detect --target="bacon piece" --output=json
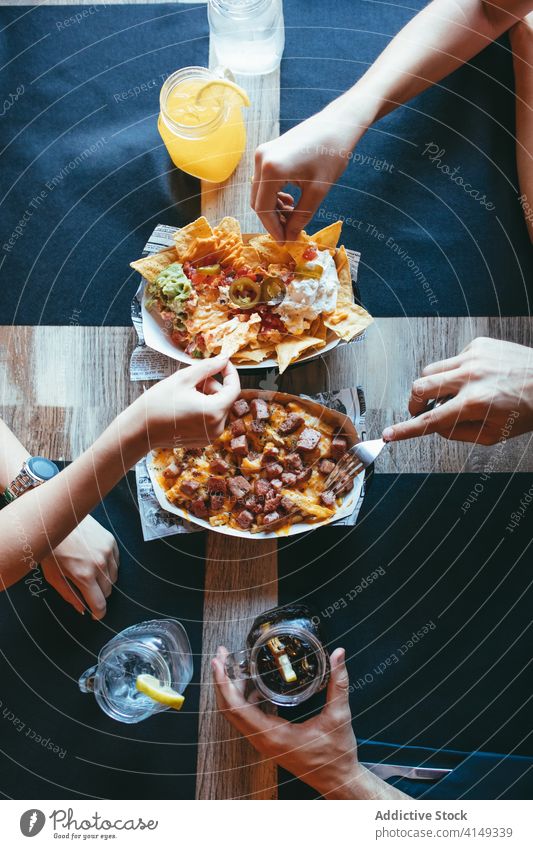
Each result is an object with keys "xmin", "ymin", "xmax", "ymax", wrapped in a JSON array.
[
  {"xmin": 254, "ymin": 478, "xmax": 271, "ymax": 497},
  {"xmin": 296, "ymin": 467, "xmax": 312, "ymax": 484},
  {"xmin": 231, "ymin": 418, "xmax": 246, "ymax": 438},
  {"xmin": 285, "ymin": 452, "xmax": 303, "ymax": 471},
  {"xmin": 207, "ymin": 476, "xmax": 227, "ymax": 494},
  {"xmin": 190, "ymin": 497, "xmax": 208, "ymax": 518},
  {"xmin": 227, "ymin": 476, "xmax": 252, "ymax": 499},
  {"xmin": 210, "ymin": 493, "xmax": 225, "ymax": 512},
  {"xmin": 244, "ymin": 494, "xmax": 264, "ymax": 514},
  {"xmin": 320, "ymin": 490, "xmax": 337, "ymax": 507},
  {"xmin": 230, "ymin": 435, "xmax": 248, "ymax": 457},
  {"xmin": 265, "ymin": 462, "xmax": 284, "ymax": 480},
  {"xmin": 280, "ymin": 472, "xmax": 297, "ymax": 486},
  {"xmin": 209, "ymin": 458, "xmax": 229, "ymax": 475},
  {"xmin": 278, "ymin": 413, "xmax": 304, "ymax": 435},
  {"xmin": 263, "ymin": 511, "xmax": 281, "ymax": 525},
  {"xmin": 249, "ymin": 419, "xmax": 266, "ymax": 435},
  {"xmin": 296, "ymin": 427, "xmax": 321, "ymax": 453},
  {"xmin": 236, "ymin": 509, "xmax": 254, "ymax": 529},
  {"xmin": 265, "ymin": 494, "xmax": 282, "ymax": 513},
  {"xmin": 232, "ymin": 399, "xmax": 250, "ymax": 418},
  {"xmin": 180, "ymin": 479, "xmax": 200, "ymax": 496},
  {"xmin": 280, "ymin": 496, "xmax": 296, "ymax": 512},
  {"xmin": 250, "ymin": 398, "xmax": 270, "ymax": 420},
  {"xmin": 318, "ymin": 458, "xmax": 336, "ymax": 475},
  {"xmin": 329, "ymin": 436, "xmax": 348, "ymax": 459}
]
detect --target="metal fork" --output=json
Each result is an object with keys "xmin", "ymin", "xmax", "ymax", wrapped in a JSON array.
[{"xmin": 324, "ymin": 398, "xmax": 449, "ymax": 495}]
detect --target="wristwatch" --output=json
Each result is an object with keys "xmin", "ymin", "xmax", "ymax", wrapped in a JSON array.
[{"xmin": 3, "ymin": 456, "xmax": 60, "ymax": 503}]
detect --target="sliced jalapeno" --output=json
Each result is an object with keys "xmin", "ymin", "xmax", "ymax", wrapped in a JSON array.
[
  {"xmin": 229, "ymin": 277, "xmax": 262, "ymax": 308},
  {"xmin": 261, "ymin": 276, "xmax": 285, "ymax": 302},
  {"xmin": 197, "ymin": 264, "xmax": 221, "ymax": 276}
]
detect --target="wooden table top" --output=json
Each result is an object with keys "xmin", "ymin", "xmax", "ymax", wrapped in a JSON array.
[{"xmin": 1, "ymin": 0, "xmax": 531, "ymax": 801}]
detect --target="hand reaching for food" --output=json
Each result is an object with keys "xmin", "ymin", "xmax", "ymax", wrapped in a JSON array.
[
  {"xmin": 124, "ymin": 356, "xmax": 241, "ymax": 451},
  {"xmin": 251, "ymin": 103, "xmax": 366, "ymax": 242},
  {"xmin": 382, "ymin": 338, "xmax": 533, "ymax": 445}
]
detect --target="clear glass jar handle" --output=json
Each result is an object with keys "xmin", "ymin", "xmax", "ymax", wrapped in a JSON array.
[
  {"xmin": 224, "ymin": 650, "xmax": 251, "ymax": 681},
  {"xmin": 78, "ymin": 665, "xmax": 97, "ymax": 693}
]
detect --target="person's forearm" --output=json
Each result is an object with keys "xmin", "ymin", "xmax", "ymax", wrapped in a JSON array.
[
  {"xmin": 317, "ymin": 765, "xmax": 410, "ymax": 800},
  {"xmin": 0, "ymin": 407, "xmax": 146, "ymax": 588},
  {"xmin": 328, "ymin": 0, "xmax": 532, "ymax": 130},
  {"xmin": 510, "ymin": 14, "xmax": 533, "ymax": 241}
]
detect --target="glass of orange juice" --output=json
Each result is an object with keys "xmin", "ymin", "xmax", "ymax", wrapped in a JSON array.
[{"xmin": 158, "ymin": 66, "xmax": 249, "ymax": 183}]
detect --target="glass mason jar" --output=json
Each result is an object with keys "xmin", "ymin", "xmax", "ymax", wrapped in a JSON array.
[
  {"xmin": 158, "ymin": 66, "xmax": 247, "ymax": 182},
  {"xmin": 225, "ymin": 603, "xmax": 330, "ymax": 706},
  {"xmin": 79, "ymin": 619, "xmax": 193, "ymax": 724},
  {"xmin": 208, "ymin": 0, "xmax": 285, "ymax": 75}
]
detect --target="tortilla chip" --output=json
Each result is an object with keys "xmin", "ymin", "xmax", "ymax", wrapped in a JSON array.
[
  {"xmin": 239, "ymin": 245, "xmax": 261, "ymax": 268},
  {"xmin": 231, "ymin": 346, "xmax": 273, "ymax": 364},
  {"xmin": 173, "ymin": 217, "xmax": 213, "ymax": 258},
  {"xmin": 204, "ymin": 314, "xmax": 261, "ymax": 358},
  {"xmin": 275, "ymin": 334, "xmax": 326, "ymax": 374},
  {"xmin": 249, "ymin": 235, "xmax": 293, "ymax": 266},
  {"xmin": 182, "ymin": 235, "xmax": 220, "ymax": 264},
  {"xmin": 234, "ymin": 245, "xmax": 261, "ymax": 270},
  {"xmin": 214, "ymin": 216, "xmax": 241, "ymax": 240},
  {"xmin": 311, "ymin": 221, "xmax": 342, "ymax": 251},
  {"xmin": 284, "ymin": 231, "xmax": 315, "ymax": 266},
  {"xmin": 185, "ymin": 290, "xmax": 227, "ymax": 337},
  {"xmin": 218, "ymin": 244, "xmax": 243, "ymax": 267},
  {"xmin": 309, "ymin": 316, "xmax": 327, "ymax": 342},
  {"xmin": 130, "ymin": 247, "xmax": 178, "ymax": 283},
  {"xmin": 323, "ymin": 246, "xmax": 373, "ymax": 341}
]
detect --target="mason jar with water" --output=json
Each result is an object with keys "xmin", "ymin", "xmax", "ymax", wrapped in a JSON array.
[
  {"xmin": 208, "ymin": 0, "xmax": 285, "ymax": 75},
  {"xmin": 79, "ymin": 619, "xmax": 193, "ymax": 723}
]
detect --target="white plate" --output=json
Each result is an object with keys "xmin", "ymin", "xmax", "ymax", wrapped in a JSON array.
[
  {"xmin": 145, "ymin": 390, "xmax": 365, "ymax": 540},
  {"xmin": 140, "ymin": 284, "xmax": 341, "ymax": 371}
]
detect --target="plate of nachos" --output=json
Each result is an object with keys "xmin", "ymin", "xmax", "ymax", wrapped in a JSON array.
[
  {"xmin": 146, "ymin": 390, "xmax": 364, "ymax": 539},
  {"xmin": 130, "ymin": 216, "xmax": 373, "ymax": 373}
]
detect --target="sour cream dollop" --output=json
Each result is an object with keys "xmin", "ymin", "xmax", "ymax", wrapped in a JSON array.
[{"xmin": 275, "ymin": 250, "xmax": 339, "ymax": 335}]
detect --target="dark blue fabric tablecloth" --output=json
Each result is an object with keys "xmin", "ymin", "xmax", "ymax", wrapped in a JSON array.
[
  {"xmin": 0, "ymin": 473, "xmax": 206, "ymax": 799},
  {"xmin": 278, "ymin": 472, "xmax": 533, "ymax": 800},
  {"xmin": 1, "ymin": 471, "xmax": 531, "ymax": 799},
  {"xmin": 0, "ymin": 1, "xmax": 531, "ymax": 325}
]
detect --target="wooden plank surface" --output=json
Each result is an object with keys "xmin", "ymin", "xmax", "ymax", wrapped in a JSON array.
[
  {"xmin": 1, "ymin": 319, "xmax": 531, "ymax": 471},
  {"xmin": 196, "ymin": 56, "xmax": 282, "ymax": 798}
]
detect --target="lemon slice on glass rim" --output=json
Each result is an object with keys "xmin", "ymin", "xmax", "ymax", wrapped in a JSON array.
[
  {"xmin": 194, "ymin": 78, "xmax": 250, "ymax": 110},
  {"xmin": 135, "ymin": 674, "xmax": 185, "ymax": 711}
]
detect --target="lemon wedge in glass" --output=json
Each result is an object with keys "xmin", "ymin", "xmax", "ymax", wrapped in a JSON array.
[
  {"xmin": 135, "ymin": 674, "xmax": 185, "ymax": 711},
  {"xmin": 194, "ymin": 79, "xmax": 250, "ymax": 111}
]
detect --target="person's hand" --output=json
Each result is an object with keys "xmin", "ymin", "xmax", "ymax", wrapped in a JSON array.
[
  {"xmin": 252, "ymin": 99, "xmax": 367, "ymax": 242},
  {"xmin": 212, "ymin": 645, "xmax": 407, "ymax": 799},
  {"xmin": 122, "ymin": 355, "xmax": 241, "ymax": 451},
  {"xmin": 382, "ymin": 338, "xmax": 533, "ymax": 445},
  {"xmin": 41, "ymin": 515, "xmax": 119, "ymax": 618}
]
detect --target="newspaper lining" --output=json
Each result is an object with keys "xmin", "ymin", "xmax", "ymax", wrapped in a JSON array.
[
  {"xmin": 136, "ymin": 386, "xmax": 368, "ymax": 541},
  {"xmin": 129, "ymin": 223, "xmax": 364, "ymax": 382}
]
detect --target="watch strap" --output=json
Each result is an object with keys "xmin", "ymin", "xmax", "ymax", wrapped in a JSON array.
[{"xmin": 3, "ymin": 468, "xmax": 35, "ymax": 503}]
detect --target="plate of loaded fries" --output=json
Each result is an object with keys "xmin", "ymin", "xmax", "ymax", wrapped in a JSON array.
[
  {"xmin": 130, "ymin": 216, "xmax": 373, "ymax": 373},
  {"xmin": 147, "ymin": 390, "xmax": 364, "ymax": 539}
]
